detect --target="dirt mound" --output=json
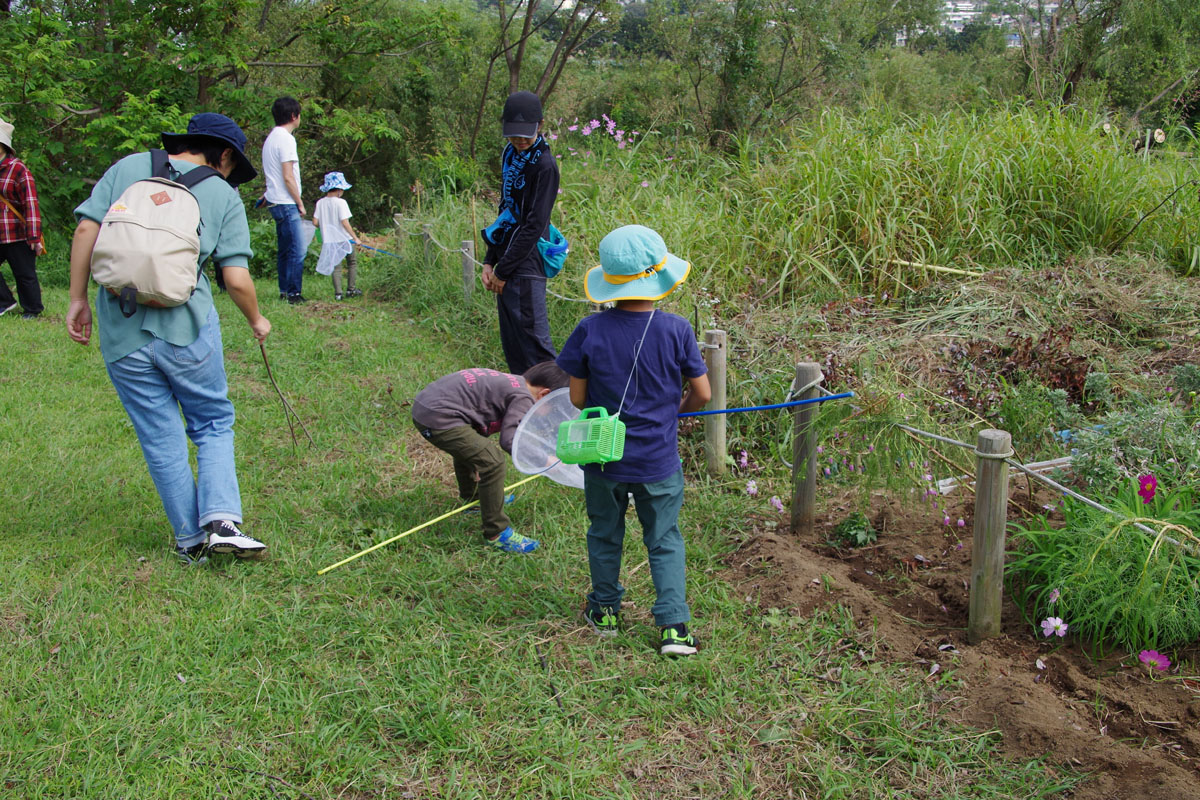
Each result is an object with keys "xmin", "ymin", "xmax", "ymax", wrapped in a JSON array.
[{"xmin": 723, "ymin": 491, "xmax": 1200, "ymax": 798}]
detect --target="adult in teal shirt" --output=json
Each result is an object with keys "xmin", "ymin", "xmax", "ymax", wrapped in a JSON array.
[{"xmin": 66, "ymin": 113, "xmax": 271, "ymax": 565}]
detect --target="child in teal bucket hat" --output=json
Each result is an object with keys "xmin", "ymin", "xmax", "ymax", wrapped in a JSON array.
[{"xmin": 557, "ymin": 225, "xmax": 712, "ymax": 656}]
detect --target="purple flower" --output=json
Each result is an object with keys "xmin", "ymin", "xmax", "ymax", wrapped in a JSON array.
[
  {"xmin": 547, "ymin": 133, "xmax": 558, "ymax": 140},
  {"xmin": 769, "ymin": 496, "xmax": 785, "ymax": 513},
  {"xmin": 567, "ymin": 125, "xmax": 578, "ymax": 132},
  {"xmin": 640, "ymin": 181, "xmax": 649, "ymax": 188},
  {"xmin": 1139, "ymin": 650, "xmax": 1170, "ymax": 671},
  {"xmin": 1040, "ymin": 617, "xmax": 1068, "ymax": 637},
  {"xmin": 737, "ymin": 450, "xmax": 748, "ymax": 469},
  {"xmin": 581, "ymin": 127, "xmax": 593, "ymax": 136},
  {"xmin": 956, "ymin": 518, "xmax": 965, "ymax": 527},
  {"xmin": 1138, "ymin": 474, "xmax": 1157, "ymax": 504},
  {"xmin": 617, "ymin": 141, "xmax": 626, "ymax": 149},
  {"xmin": 1048, "ymin": 588, "xmax": 1060, "ymax": 604},
  {"xmin": 746, "ymin": 480, "xmax": 758, "ymax": 497},
  {"xmin": 943, "ymin": 516, "xmax": 951, "ymax": 525},
  {"xmin": 824, "ymin": 467, "xmax": 831, "ymax": 476}
]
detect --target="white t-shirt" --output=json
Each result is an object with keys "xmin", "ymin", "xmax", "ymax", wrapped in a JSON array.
[
  {"xmin": 262, "ymin": 126, "xmax": 301, "ymax": 205},
  {"xmin": 313, "ymin": 196, "xmax": 352, "ymax": 244}
]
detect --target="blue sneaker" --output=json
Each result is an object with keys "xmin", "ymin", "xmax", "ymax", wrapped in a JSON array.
[
  {"xmin": 463, "ymin": 494, "xmax": 516, "ymax": 515},
  {"xmin": 488, "ymin": 527, "xmax": 539, "ymax": 553}
]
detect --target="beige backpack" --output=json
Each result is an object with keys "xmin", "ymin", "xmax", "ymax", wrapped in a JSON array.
[{"xmin": 90, "ymin": 150, "xmax": 222, "ymax": 317}]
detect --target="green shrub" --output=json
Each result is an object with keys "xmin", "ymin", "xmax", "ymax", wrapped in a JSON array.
[
  {"xmin": 1008, "ymin": 478, "xmax": 1200, "ymax": 652},
  {"xmin": 829, "ymin": 511, "xmax": 877, "ymax": 548},
  {"xmin": 1070, "ymin": 400, "xmax": 1200, "ymax": 497}
]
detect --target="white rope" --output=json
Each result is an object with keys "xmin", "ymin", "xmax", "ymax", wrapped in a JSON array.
[{"xmin": 895, "ymin": 422, "xmax": 1186, "ymax": 549}]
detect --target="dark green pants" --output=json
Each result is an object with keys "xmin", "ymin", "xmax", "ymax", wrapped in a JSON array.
[{"xmin": 414, "ymin": 422, "xmax": 510, "ymax": 538}]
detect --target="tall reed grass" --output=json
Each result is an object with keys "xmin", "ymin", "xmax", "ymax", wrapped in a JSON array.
[{"xmin": 396, "ymin": 104, "xmax": 1198, "ymax": 305}]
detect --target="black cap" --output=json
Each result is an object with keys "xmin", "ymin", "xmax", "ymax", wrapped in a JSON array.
[
  {"xmin": 161, "ymin": 112, "xmax": 258, "ymax": 187},
  {"xmin": 501, "ymin": 91, "xmax": 542, "ymax": 138}
]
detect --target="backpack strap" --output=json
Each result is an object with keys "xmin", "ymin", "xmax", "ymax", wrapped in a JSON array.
[{"xmin": 149, "ymin": 148, "xmax": 222, "ymax": 189}]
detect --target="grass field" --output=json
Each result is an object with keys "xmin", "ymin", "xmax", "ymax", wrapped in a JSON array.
[{"xmin": 0, "ymin": 282, "xmax": 1078, "ymax": 799}]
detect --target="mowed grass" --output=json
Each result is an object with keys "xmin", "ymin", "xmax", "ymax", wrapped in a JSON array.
[{"xmin": 0, "ymin": 282, "xmax": 1074, "ymax": 799}]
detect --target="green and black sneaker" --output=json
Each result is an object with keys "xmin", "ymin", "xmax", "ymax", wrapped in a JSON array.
[
  {"xmin": 584, "ymin": 606, "xmax": 619, "ymax": 639},
  {"xmin": 660, "ymin": 624, "xmax": 698, "ymax": 657}
]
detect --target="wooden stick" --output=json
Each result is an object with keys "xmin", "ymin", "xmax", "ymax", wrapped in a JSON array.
[
  {"xmin": 703, "ymin": 329, "xmax": 727, "ymax": 476},
  {"xmin": 968, "ymin": 429, "xmax": 1011, "ymax": 644},
  {"xmin": 789, "ymin": 363, "xmax": 822, "ymax": 536}
]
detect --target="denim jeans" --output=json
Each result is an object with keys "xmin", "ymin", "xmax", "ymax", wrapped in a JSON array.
[
  {"xmin": 270, "ymin": 203, "xmax": 305, "ymax": 296},
  {"xmin": 105, "ymin": 307, "xmax": 242, "ymax": 549},
  {"xmin": 583, "ymin": 469, "xmax": 690, "ymax": 627}
]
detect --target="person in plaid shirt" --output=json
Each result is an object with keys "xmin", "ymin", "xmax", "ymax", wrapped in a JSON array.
[{"xmin": 0, "ymin": 116, "xmax": 44, "ymax": 319}]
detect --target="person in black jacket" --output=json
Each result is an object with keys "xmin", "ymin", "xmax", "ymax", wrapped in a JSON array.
[{"xmin": 480, "ymin": 91, "xmax": 560, "ymax": 374}]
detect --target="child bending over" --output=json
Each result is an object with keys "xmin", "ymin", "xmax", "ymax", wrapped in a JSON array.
[{"xmin": 412, "ymin": 361, "xmax": 568, "ymax": 553}]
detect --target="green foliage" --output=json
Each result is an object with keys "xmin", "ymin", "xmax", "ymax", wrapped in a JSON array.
[
  {"xmin": 829, "ymin": 511, "xmax": 878, "ymax": 548},
  {"xmin": 1008, "ymin": 478, "xmax": 1200, "ymax": 652},
  {"xmin": 1070, "ymin": 400, "xmax": 1200, "ymax": 498},
  {"xmin": 995, "ymin": 379, "xmax": 1080, "ymax": 453}
]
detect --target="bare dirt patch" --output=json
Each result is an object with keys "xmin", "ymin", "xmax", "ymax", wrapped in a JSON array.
[{"xmin": 723, "ymin": 490, "xmax": 1200, "ymax": 798}]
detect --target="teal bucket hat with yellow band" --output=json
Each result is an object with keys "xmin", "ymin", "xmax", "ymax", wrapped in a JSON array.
[{"xmin": 584, "ymin": 225, "xmax": 691, "ymax": 303}]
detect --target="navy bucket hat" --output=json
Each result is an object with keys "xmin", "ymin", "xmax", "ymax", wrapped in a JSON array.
[{"xmin": 161, "ymin": 112, "xmax": 258, "ymax": 187}]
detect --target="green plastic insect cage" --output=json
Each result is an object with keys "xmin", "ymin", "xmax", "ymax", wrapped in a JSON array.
[{"xmin": 556, "ymin": 407, "xmax": 626, "ymax": 465}]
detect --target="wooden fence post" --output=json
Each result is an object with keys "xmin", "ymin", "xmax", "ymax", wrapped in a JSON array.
[
  {"xmin": 422, "ymin": 224, "xmax": 433, "ymax": 269},
  {"xmin": 461, "ymin": 240, "xmax": 475, "ymax": 301},
  {"xmin": 703, "ymin": 330, "xmax": 727, "ymax": 476},
  {"xmin": 968, "ymin": 429, "xmax": 1012, "ymax": 644},
  {"xmin": 789, "ymin": 363, "xmax": 822, "ymax": 536}
]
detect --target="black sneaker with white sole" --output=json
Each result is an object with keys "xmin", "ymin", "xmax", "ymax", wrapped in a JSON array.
[
  {"xmin": 206, "ymin": 520, "xmax": 268, "ymax": 558},
  {"xmin": 660, "ymin": 624, "xmax": 698, "ymax": 656},
  {"xmin": 174, "ymin": 542, "xmax": 210, "ymax": 566}
]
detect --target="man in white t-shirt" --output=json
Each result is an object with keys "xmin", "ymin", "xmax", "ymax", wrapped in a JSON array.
[{"xmin": 261, "ymin": 96, "xmax": 307, "ymax": 304}]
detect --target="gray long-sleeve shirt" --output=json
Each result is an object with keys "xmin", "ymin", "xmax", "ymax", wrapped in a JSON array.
[{"xmin": 411, "ymin": 368, "xmax": 532, "ymax": 453}]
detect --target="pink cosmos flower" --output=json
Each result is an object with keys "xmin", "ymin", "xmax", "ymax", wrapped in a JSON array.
[
  {"xmin": 1139, "ymin": 650, "xmax": 1170, "ymax": 671},
  {"xmin": 567, "ymin": 125, "xmax": 578, "ymax": 132},
  {"xmin": 581, "ymin": 127, "xmax": 593, "ymax": 136},
  {"xmin": 1138, "ymin": 474, "xmax": 1157, "ymax": 504},
  {"xmin": 770, "ymin": 496, "xmax": 785, "ymax": 513},
  {"xmin": 1040, "ymin": 617, "xmax": 1068, "ymax": 637},
  {"xmin": 746, "ymin": 480, "xmax": 758, "ymax": 497},
  {"xmin": 1048, "ymin": 588, "xmax": 1060, "ymax": 604}
]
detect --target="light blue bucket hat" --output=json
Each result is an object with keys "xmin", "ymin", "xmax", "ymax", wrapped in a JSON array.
[
  {"xmin": 584, "ymin": 225, "xmax": 691, "ymax": 303},
  {"xmin": 319, "ymin": 171, "xmax": 352, "ymax": 192}
]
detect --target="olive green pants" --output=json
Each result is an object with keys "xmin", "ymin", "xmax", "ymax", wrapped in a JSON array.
[{"xmin": 413, "ymin": 422, "xmax": 510, "ymax": 538}]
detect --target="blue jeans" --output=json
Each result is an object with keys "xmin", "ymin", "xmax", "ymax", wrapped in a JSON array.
[
  {"xmin": 583, "ymin": 469, "xmax": 690, "ymax": 628},
  {"xmin": 270, "ymin": 203, "xmax": 305, "ymax": 296},
  {"xmin": 105, "ymin": 308, "xmax": 243, "ymax": 549}
]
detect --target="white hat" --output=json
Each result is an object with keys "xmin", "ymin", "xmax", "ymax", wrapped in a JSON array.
[{"xmin": 0, "ymin": 118, "xmax": 13, "ymax": 153}]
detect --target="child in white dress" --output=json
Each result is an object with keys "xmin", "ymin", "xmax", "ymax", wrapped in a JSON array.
[{"xmin": 312, "ymin": 172, "xmax": 361, "ymax": 300}]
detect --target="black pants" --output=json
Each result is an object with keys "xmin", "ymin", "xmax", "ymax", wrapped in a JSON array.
[
  {"xmin": 497, "ymin": 275, "xmax": 556, "ymax": 374},
  {"xmin": 0, "ymin": 241, "xmax": 42, "ymax": 315}
]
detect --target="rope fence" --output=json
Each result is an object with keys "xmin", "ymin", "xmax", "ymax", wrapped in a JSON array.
[{"xmin": 395, "ymin": 215, "xmax": 591, "ymax": 304}]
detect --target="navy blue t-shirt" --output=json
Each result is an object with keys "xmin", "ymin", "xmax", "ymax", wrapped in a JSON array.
[{"xmin": 557, "ymin": 308, "xmax": 707, "ymax": 483}]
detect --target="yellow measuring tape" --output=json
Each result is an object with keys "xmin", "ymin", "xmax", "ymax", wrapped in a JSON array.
[{"xmin": 316, "ymin": 473, "xmax": 544, "ymax": 575}]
